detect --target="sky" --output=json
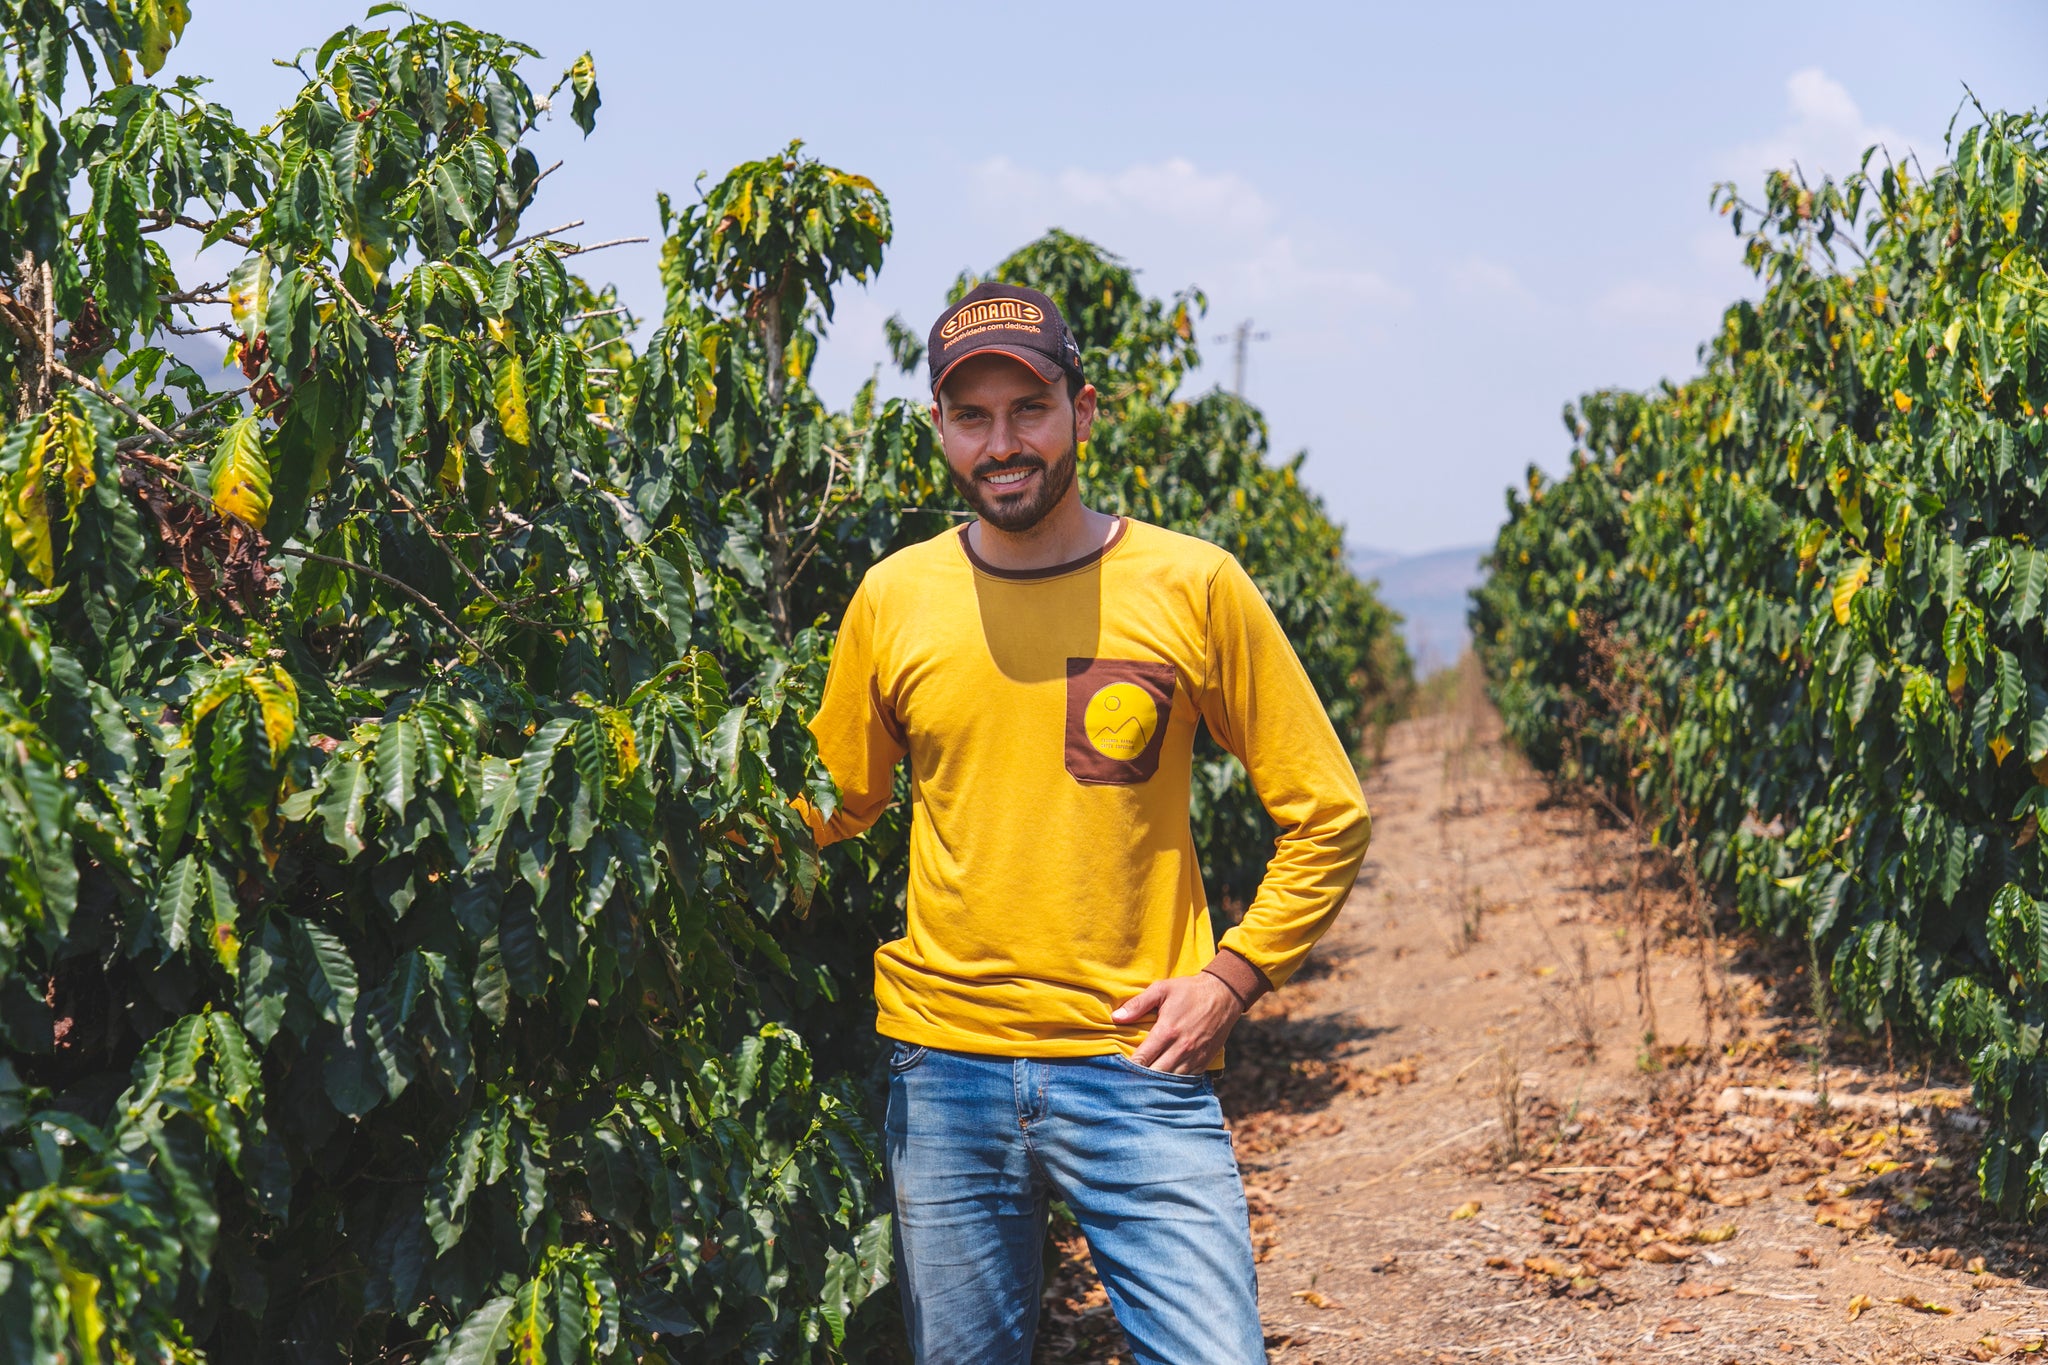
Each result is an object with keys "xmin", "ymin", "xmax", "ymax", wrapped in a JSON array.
[{"xmin": 159, "ymin": 1, "xmax": 2048, "ymax": 557}]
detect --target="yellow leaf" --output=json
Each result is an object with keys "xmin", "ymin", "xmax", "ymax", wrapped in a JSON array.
[
  {"xmin": 1944, "ymin": 318, "xmax": 1964, "ymax": 352},
  {"xmin": 1832, "ymin": 558, "xmax": 1870, "ymax": 625},
  {"xmin": 210, "ymin": 416, "xmax": 271, "ymax": 528},
  {"xmin": 135, "ymin": 0, "xmax": 190, "ymax": 77},
  {"xmin": 245, "ymin": 670, "xmax": 298, "ymax": 762},
  {"xmin": 1567, "ymin": 608, "xmax": 1580, "ymax": 632},
  {"xmin": 1991, "ymin": 735, "xmax": 2014, "ymax": 766},
  {"xmin": 227, "ymin": 253, "xmax": 271, "ymax": 335},
  {"xmin": 1893, "ymin": 388, "xmax": 1912, "ymax": 414},
  {"xmin": 5, "ymin": 417, "xmax": 55, "ymax": 585},
  {"xmin": 487, "ymin": 316, "xmax": 514, "ymax": 348},
  {"xmin": 1290, "ymin": 1289, "xmax": 1339, "ymax": 1310},
  {"xmin": 494, "ymin": 353, "xmax": 531, "ymax": 446},
  {"xmin": 1847, "ymin": 1292, "xmax": 1874, "ymax": 1321},
  {"xmin": 57, "ymin": 1260, "xmax": 105, "ymax": 1359},
  {"xmin": 438, "ymin": 436, "xmax": 464, "ymax": 493},
  {"xmin": 1692, "ymin": 1223, "xmax": 1738, "ymax": 1244},
  {"xmin": 52, "ymin": 401, "xmax": 96, "ymax": 509},
  {"xmin": 1887, "ymin": 1294, "xmax": 1952, "ymax": 1315},
  {"xmin": 1949, "ymin": 661, "xmax": 1969, "ymax": 701},
  {"xmin": 1449, "ymin": 1200, "xmax": 1481, "ymax": 1220}
]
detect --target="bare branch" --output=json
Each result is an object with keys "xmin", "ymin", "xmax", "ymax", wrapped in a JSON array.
[
  {"xmin": 277, "ymin": 546, "xmax": 484, "ymax": 653},
  {"xmin": 490, "ymin": 218, "xmax": 584, "ymax": 258},
  {"xmin": 140, "ymin": 209, "xmax": 255, "ymax": 249},
  {"xmin": 566, "ymin": 305, "xmax": 631, "ymax": 324},
  {"xmin": 553, "ymin": 236, "xmax": 648, "ymax": 256},
  {"xmin": 116, "ymin": 382, "xmax": 256, "ymax": 452},
  {"xmin": 386, "ymin": 485, "xmax": 550, "ymax": 628}
]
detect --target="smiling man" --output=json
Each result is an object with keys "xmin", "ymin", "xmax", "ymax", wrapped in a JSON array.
[{"xmin": 805, "ymin": 282, "xmax": 1371, "ymax": 1363}]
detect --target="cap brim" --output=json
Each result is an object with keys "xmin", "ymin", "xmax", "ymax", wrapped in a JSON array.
[{"xmin": 932, "ymin": 345, "xmax": 1064, "ymax": 393}]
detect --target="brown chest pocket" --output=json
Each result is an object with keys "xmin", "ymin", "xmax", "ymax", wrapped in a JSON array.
[{"xmin": 1065, "ymin": 658, "xmax": 1177, "ymax": 785}]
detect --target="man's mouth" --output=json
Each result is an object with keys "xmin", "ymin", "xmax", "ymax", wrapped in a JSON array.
[{"xmin": 982, "ymin": 465, "xmax": 1038, "ymax": 490}]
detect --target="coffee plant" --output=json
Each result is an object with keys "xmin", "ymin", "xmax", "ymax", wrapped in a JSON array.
[
  {"xmin": 0, "ymin": 6, "xmax": 1407, "ymax": 1360},
  {"xmin": 1473, "ymin": 102, "xmax": 2048, "ymax": 1214}
]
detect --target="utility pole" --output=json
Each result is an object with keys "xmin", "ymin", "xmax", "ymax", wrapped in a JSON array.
[{"xmin": 1214, "ymin": 319, "xmax": 1269, "ymax": 398}]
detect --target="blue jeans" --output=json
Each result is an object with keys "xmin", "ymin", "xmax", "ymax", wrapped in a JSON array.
[{"xmin": 884, "ymin": 1044, "xmax": 1266, "ymax": 1364}]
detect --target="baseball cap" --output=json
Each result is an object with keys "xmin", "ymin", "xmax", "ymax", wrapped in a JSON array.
[{"xmin": 927, "ymin": 282, "xmax": 1084, "ymax": 395}]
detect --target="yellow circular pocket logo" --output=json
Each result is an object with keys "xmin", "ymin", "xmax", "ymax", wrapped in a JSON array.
[{"xmin": 1083, "ymin": 682, "xmax": 1160, "ymax": 760}]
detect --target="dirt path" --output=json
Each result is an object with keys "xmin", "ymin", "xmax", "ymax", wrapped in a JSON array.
[{"xmin": 1037, "ymin": 677, "xmax": 2048, "ymax": 1364}]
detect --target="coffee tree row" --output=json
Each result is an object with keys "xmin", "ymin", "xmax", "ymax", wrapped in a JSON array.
[
  {"xmin": 1473, "ymin": 103, "xmax": 2048, "ymax": 1213},
  {"xmin": 0, "ymin": 4, "xmax": 1408, "ymax": 1361}
]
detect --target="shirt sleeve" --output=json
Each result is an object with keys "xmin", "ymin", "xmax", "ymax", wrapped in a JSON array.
[
  {"xmin": 1196, "ymin": 554, "xmax": 1373, "ymax": 993},
  {"xmin": 802, "ymin": 580, "xmax": 907, "ymax": 847}
]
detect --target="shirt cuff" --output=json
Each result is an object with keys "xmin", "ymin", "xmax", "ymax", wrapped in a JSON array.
[{"xmin": 1201, "ymin": 947, "xmax": 1272, "ymax": 1009}]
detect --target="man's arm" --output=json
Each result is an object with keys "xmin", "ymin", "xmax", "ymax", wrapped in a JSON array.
[
  {"xmin": 801, "ymin": 581, "xmax": 907, "ymax": 847},
  {"xmin": 1113, "ymin": 555, "xmax": 1373, "ymax": 1070}
]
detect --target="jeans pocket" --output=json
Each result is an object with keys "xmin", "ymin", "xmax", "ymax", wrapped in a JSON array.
[
  {"xmin": 1109, "ymin": 1053, "xmax": 1211, "ymax": 1086},
  {"xmin": 888, "ymin": 1043, "xmax": 929, "ymax": 1075}
]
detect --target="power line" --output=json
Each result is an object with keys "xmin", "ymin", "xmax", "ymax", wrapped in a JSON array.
[{"xmin": 1212, "ymin": 319, "xmax": 1269, "ymax": 398}]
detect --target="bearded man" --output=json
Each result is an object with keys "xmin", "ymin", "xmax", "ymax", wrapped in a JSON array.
[{"xmin": 803, "ymin": 282, "xmax": 1371, "ymax": 1363}]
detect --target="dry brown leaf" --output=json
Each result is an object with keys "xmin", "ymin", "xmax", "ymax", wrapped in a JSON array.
[
  {"xmin": 1815, "ymin": 1198, "xmax": 1880, "ymax": 1231},
  {"xmin": 1675, "ymin": 1282, "xmax": 1731, "ymax": 1299},
  {"xmin": 1886, "ymin": 1294, "xmax": 1952, "ymax": 1315},
  {"xmin": 1847, "ymin": 1293, "xmax": 1875, "ymax": 1321},
  {"xmin": 1289, "ymin": 1289, "xmax": 1338, "ymax": 1310},
  {"xmin": 1483, "ymin": 1255, "xmax": 1513, "ymax": 1270},
  {"xmin": 1523, "ymin": 1256, "xmax": 1569, "ymax": 1278},
  {"xmin": 1656, "ymin": 1318, "xmax": 1701, "ymax": 1335},
  {"xmin": 1448, "ymin": 1200, "xmax": 1481, "ymax": 1220},
  {"xmin": 1636, "ymin": 1241, "xmax": 1694, "ymax": 1263}
]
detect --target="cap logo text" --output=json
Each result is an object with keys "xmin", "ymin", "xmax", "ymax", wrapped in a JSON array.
[{"xmin": 941, "ymin": 298, "xmax": 1044, "ymax": 341}]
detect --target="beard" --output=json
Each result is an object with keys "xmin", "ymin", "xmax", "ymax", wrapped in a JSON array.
[{"xmin": 949, "ymin": 424, "xmax": 1079, "ymax": 533}]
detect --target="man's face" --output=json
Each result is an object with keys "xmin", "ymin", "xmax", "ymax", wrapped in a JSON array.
[{"xmin": 933, "ymin": 355, "xmax": 1098, "ymax": 533}]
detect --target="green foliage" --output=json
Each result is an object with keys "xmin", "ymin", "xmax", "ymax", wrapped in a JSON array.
[
  {"xmin": 0, "ymin": 8, "xmax": 886, "ymax": 1361},
  {"xmin": 1473, "ymin": 102, "xmax": 2048, "ymax": 1214},
  {"xmin": 0, "ymin": 7, "xmax": 1407, "ymax": 1360}
]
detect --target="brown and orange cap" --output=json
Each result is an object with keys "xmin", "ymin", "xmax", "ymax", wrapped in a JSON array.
[{"xmin": 927, "ymin": 282, "xmax": 1083, "ymax": 395}]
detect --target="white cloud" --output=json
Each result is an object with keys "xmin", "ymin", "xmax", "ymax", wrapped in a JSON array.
[
  {"xmin": 968, "ymin": 154, "xmax": 1408, "ymax": 313},
  {"xmin": 1447, "ymin": 257, "xmax": 1534, "ymax": 306},
  {"xmin": 1720, "ymin": 69, "xmax": 1924, "ymax": 188}
]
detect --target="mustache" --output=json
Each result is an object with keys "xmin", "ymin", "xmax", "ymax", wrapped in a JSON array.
[{"xmin": 971, "ymin": 454, "xmax": 1047, "ymax": 478}]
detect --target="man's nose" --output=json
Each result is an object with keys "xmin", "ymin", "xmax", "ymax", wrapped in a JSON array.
[{"xmin": 985, "ymin": 411, "xmax": 1024, "ymax": 458}]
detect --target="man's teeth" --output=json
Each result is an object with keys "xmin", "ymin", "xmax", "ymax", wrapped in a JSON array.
[{"xmin": 986, "ymin": 469, "xmax": 1032, "ymax": 487}]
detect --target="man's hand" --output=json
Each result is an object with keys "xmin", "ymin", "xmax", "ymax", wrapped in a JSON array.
[{"xmin": 1112, "ymin": 972, "xmax": 1245, "ymax": 1074}]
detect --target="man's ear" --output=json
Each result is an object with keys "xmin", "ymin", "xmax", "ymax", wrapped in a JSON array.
[{"xmin": 1074, "ymin": 383, "xmax": 1099, "ymax": 443}]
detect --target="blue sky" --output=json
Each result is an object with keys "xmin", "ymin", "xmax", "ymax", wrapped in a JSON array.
[{"xmin": 162, "ymin": 2, "xmax": 2048, "ymax": 555}]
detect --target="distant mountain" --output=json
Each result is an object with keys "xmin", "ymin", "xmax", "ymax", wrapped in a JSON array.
[{"xmin": 1350, "ymin": 544, "xmax": 1488, "ymax": 675}]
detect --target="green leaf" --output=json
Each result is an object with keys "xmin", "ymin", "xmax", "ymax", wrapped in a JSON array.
[
  {"xmin": 424, "ymin": 1294, "xmax": 516, "ymax": 1365},
  {"xmin": 319, "ymin": 757, "xmax": 372, "ymax": 857},
  {"xmin": 204, "ymin": 1010, "xmax": 261, "ymax": 1109},
  {"xmin": 376, "ymin": 716, "xmax": 419, "ymax": 817},
  {"xmin": 2015, "ymin": 546, "xmax": 2048, "ymax": 626},
  {"xmin": 509, "ymin": 1275, "xmax": 551, "ymax": 1365},
  {"xmin": 292, "ymin": 919, "xmax": 360, "ymax": 1027},
  {"xmin": 156, "ymin": 855, "xmax": 199, "ymax": 952},
  {"xmin": 516, "ymin": 717, "xmax": 575, "ymax": 817}
]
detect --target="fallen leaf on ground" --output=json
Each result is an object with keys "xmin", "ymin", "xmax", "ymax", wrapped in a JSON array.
[
  {"xmin": 1847, "ymin": 1293, "xmax": 1875, "ymax": 1321},
  {"xmin": 1886, "ymin": 1294, "xmax": 1952, "ymax": 1315},
  {"xmin": 1693, "ymin": 1223, "xmax": 1738, "ymax": 1244},
  {"xmin": 1523, "ymin": 1256, "xmax": 1568, "ymax": 1278},
  {"xmin": 1656, "ymin": 1318, "xmax": 1700, "ymax": 1335},
  {"xmin": 1290, "ymin": 1289, "xmax": 1338, "ymax": 1310},
  {"xmin": 1675, "ymin": 1282, "xmax": 1731, "ymax": 1299},
  {"xmin": 1636, "ymin": 1241, "xmax": 1694, "ymax": 1263},
  {"xmin": 1816, "ymin": 1199, "xmax": 1880, "ymax": 1231},
  {"xmin": 1449, "ymin": 1200, "xmax": 1481, "ymax": 1220}
]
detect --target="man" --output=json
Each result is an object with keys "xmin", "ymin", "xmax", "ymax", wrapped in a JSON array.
[{"xmin": 804, "ymin": 282, "xmax": 1371, "ymax": 1363}]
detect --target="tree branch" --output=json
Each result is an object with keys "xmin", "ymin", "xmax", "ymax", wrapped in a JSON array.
[
  {"xmin": 386, "ymin": 485, "xmax": 549, "ymax": 628},
  {"xmin": 276, "ymin": 546, "xmax": 484, "ymax": 654},
  {"xmin": 490, "ymin": 218, "xmax": 584, "ymax": 258}
]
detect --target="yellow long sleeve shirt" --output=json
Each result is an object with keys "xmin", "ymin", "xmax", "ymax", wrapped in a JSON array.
[{"xmin": 807, "ymin": 517, "xmax": 1371, "ymax": 1057}]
